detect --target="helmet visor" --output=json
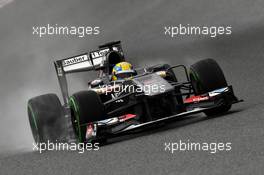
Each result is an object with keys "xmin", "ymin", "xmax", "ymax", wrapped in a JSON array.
[{"xmin": 116, "ymin": 72, "xmax": 134, "ymax": 79}]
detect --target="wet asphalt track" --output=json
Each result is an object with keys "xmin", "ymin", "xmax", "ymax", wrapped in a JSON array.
[{"xmin": 0, "ymin": 0, "xmax": 264, "ymax": 174}]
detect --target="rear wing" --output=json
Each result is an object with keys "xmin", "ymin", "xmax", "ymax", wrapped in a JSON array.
[{"xmin": 54, "ymin": 41, "xmax": 124, "ymax": 104}]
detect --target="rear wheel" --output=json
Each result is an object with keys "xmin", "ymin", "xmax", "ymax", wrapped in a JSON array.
[
  {"xmin": 69, "ymin": 90, "xmax": 106, "ymax": 142},
  {"xmin": 28, "ymin": 94, "xmax": 65, "ymax": 145},
  {"xmin": 190, "ymin": 59, "xmax": 231, "ymax": 116}
]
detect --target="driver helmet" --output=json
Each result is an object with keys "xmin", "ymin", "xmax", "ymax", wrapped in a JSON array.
[{"xmin": 112, "ymin": 62, "xmax": 135, "ymax": 81}]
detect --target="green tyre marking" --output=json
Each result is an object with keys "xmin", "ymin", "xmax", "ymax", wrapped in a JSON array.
[
  {"xmin": 28, "ymin": 104, "xmax": 38, "ymax": 131},
  {"xmin": 190, "ymin": 70, "xmax": 203, "ymax": 92},
  {"xmin": 69, "ymin": 96, "xmax": 82, "ymax": 143},
  {"xmin": 28, "ymin": 104, "xmax": 40, "ymax": 143}
]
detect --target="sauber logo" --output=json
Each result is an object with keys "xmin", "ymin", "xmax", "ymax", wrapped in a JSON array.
[{"xmin": 63, "ymin": 54, "xmax": 88, "ymax": 67}]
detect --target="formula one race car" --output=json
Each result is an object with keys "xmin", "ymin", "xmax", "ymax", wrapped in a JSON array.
[{"xmin": 27, "ymin": 41, "xmax": 242, "ymax": 144}]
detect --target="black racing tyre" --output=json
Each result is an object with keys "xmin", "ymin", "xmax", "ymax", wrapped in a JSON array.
[
  {"xmin": 28, "ymin": 94, "xmax": 65, "ymax": 145},
  {"xmin": 190, "ymin": 59, "xmax": 231, "ymax": 116},
  {"xmin": 69, "ymin": 90, "xmax": 106, "ymax": 142}
]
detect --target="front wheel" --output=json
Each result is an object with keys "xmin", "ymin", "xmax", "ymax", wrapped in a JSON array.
[
  {"xmin": 69, "ymin": 90, "xmax": 106, "ymax": 142},
  {"xmin": 190, "ymin": 59, "xmax": 231, "ymax": 116}
]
